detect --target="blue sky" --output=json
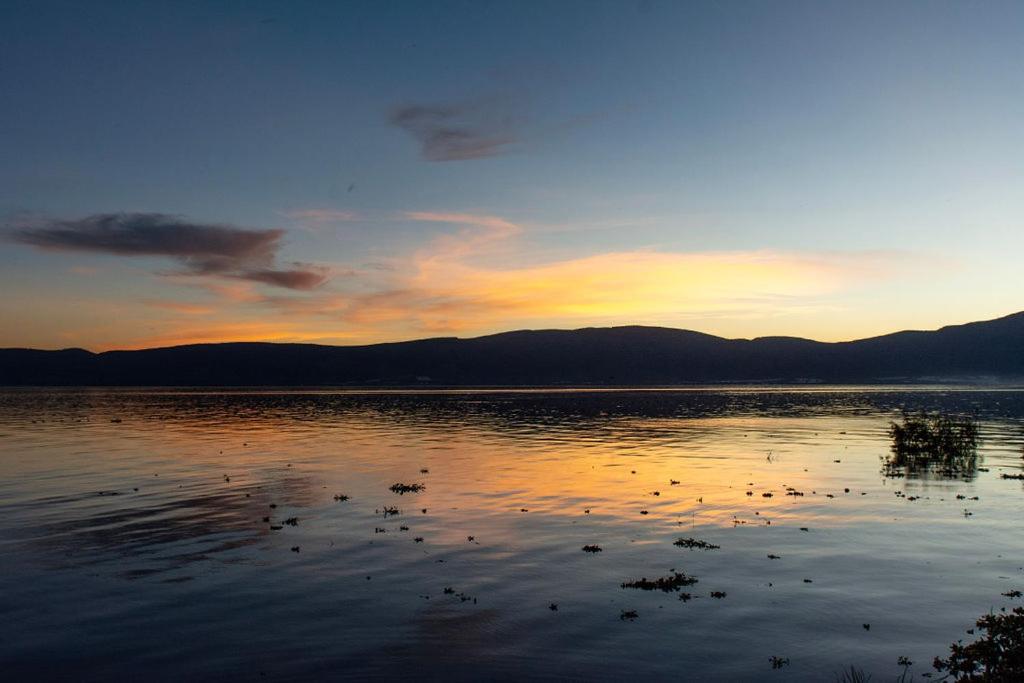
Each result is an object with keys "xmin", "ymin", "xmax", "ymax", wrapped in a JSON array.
[{"xmin": 2, "ymin": 1, "xmax": 1023, "ymax": 349}]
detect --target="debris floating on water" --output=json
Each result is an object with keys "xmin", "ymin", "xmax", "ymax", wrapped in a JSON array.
[
  {"xmin": 621, "ymin": 572, "xmax": 698, "ymax": 592},
  {"xmin": 390, "ymin": 483, "xmax": 425, "ymax": 494},
  {"xmin": 673, "ymin": 538, "xmax": 720, "ymax": 550}
]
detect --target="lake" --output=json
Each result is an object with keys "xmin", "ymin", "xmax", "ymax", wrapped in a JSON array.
[{"xmin": 2, "ymin": 387, "xmax": 1023, "ymax": 681}]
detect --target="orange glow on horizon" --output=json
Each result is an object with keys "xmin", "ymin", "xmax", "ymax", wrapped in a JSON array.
[{"xmin": 5, "ymin": 210, "xmax": 994, "ymax": 352}]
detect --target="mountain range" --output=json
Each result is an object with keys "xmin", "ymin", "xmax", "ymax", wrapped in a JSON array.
[{"xmin": 2, "ymin": 311, "xmax": 1023, "ymax": 386}]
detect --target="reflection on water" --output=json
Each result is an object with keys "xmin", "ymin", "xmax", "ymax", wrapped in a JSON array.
[{"xmin": 1, "ymin": 388, "xmax": 1024, "ymax": 680}]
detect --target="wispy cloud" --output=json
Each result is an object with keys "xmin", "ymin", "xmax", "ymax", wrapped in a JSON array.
[
  {"xmin": 390, "ymin": 99, "xmax": 519, "ymax": 161},
  {"xmin": 258, "ymin": 212, "xmax": 901, "ymax": 342},
  {"xmin": 142, "ymin": 300, "xmax": 216, "ymax": 315},
  {"xmin": 283, "ymin": 209, "xmax": 358, "ymax": 224},
  {"xmin": 404, "ymin": 211, "xmax": 521, "ymax": 262},
  {"xmin": 68, "ymin": 265, "xmax": 101, "ymax": 276},
  {"xmin": 9, "ymin": 213, "xmax": 328, "ymax": 291},
  {"xmin": 404, "ymin": 211, "xmax": 518, "ymax": 233}
]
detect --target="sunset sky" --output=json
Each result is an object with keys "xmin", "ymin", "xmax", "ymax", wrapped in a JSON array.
[{"xmin": 2, "ymin": 1, "xmax": 1023, "ymax": 350}]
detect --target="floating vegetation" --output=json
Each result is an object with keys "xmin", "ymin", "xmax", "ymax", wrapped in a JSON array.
[
  {"xmin": 673, "ymin": 538, "xmax": 720, "ymax": 550},
  {"xmin": 620, "ymin": 609, "xmax": 639, "ymax": 621},
  {"xmin": 1003, "ymin": 590, "xmax": 1022, "ymax": 599},
  {"xmin": 884, "ymin": 412, "xmax": 980, "ymax": 478},
  {"xmin": 621, "ymin": 571, "xmax": 698, "ymax": 592},
  {"xmin": 934, "ymin": 606, "xmax": 1024, "ymax": 680},
  {"xmin": 769, "ymin": 656, "xmax": 789, "ymax": 670},
  {"xmin": 582, "ymin": 545, "xmax": 603, "ymax": 553},
  {"xmin": 390, "ymin": 483, "xmax": 425, "ymax": 494}
]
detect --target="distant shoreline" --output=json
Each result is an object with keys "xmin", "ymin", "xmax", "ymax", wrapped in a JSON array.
[{"xmin": 3, "ymin": 311, "xmax": 1023, "ymax": 386}]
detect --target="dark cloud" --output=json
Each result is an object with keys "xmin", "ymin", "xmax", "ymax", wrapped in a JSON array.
[
  {"xmin": 10, "ymin": 213, "xmax": 327, "ymax": 290},
  {"xmin": 390, "ymin": 101, "xmax": 518, "ymax": 161},
  {"xmin": 240, "ymin": 267, "xmax": 328, "ymax": 290}
]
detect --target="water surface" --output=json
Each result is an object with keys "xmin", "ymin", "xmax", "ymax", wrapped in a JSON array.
[{"xmin": 2, "ymin": 387, "xmax": 1024, "ymax": 680}]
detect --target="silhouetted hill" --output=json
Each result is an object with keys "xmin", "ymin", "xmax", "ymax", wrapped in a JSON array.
[{"xmin": 2, "ymin": 312, "xmax": 1023, "ymax": 386}]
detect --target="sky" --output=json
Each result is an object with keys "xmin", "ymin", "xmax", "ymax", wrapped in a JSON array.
[{"xmin": 2, "ymin": 0, "xmax": 1023, "ymax": 351}]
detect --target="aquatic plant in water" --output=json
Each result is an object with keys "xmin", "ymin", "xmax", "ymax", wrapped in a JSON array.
[
  {"xmin": 883, "ymin": 412, "xmax": 980, "ymax": 477},
  {"xmin": 621, "ymin": 571, "xmax": 698, "ymax": 592},
  {"xmin": 934, "ymin": 606, "xmax": 1024, "ymax": 681},
  {"xmin": 833, "ymin": 666, "xmax": 870, "ymax": 682},
  {"xmin": 673, "ymin": 537, "xmax": 720, "ymax": 550},
  {"xmin": 389, "ymin": 482, "xmax": 425, "ymax": 494}
]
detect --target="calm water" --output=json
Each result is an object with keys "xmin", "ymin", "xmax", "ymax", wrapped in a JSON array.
[{"xmin": 2, "ymin": 388, "xmax": 1024, "ymax": 681}]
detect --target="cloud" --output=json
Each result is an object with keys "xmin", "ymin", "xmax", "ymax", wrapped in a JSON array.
[
  {"xmin": 318, "ymin": 212, "xmax": 903, "ymax": 340},
  {"xmin": 9, "ymin": 209, "xmax": 912, "ymax": 349},
  {"xmin": 340, "ymin": 250, "xmax": 861, "ymax": 330},
  {"xmin": 68, "ymin": 265, "xmax": 100, "ymax": 276},
  {"xmin": 236, "ymin": 210, "xmax": 897, "ymax": 344},
  {"xmin": 284, "ymin": 209, "xmax": 358, "ymax": 223},
  {"xmin": 142, "ymin": 300, "xmax": 216, "ymax": 315},
  {"xmin": 10, "ymin": 213, "xmax": 327, "ymax": 290},
  {"xmin": 390, "ymin": 101, "xmax": 518, "ymax": 161},
  {"xmin": 240, "ymin": 266, "xmax": 328, "ymax": 290},
  {"xmin": 405, "ymin": 211, "xmax": 518, "ymax": 233},
  {"xmin": 404, "ymin": 211, "xmax": 521, "ymax": 261}
]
